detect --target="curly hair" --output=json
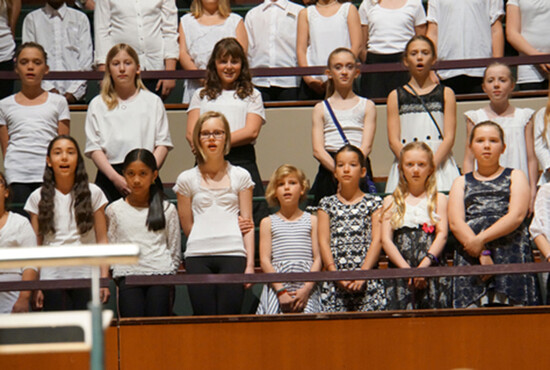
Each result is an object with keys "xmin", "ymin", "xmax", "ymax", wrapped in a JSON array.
[
  {"xmin": 200, "ymin": 38, "xmax": 254, "ymax": 101},
  {"xmin": 265, "ymin": 164, "xmax": 310, "ymax": 208},
  {"xmin": 38, "ymin": 136, "xmax": 93, "ymax": 237},
  {"xmin": 123, "ymin": 149, "xmax": 167, "ymax": 231},
  {"xmin": 386, "ymin": 142, "xmax": 438, "ymax": 229}
]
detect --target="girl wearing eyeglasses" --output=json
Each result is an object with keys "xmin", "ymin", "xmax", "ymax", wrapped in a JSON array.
[{"xmin": 174, "ymin": 111, "xmax": 255, "ymax": 315}]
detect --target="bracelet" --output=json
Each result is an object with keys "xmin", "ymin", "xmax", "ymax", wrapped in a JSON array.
[
  {"xmin": 481, "ymin": 249, "xmax": 492, "ymax": 256},
  {"xmin": 276, "ymin": 288, "xmax": 288, "ymax": 298},
  {"xmin": 426, "ymin": 252, "xmax": 439, "ymax": 266}
]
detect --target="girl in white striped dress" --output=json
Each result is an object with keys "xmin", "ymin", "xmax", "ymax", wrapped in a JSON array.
[{"xmin": 256, "ymin": 165, "xmax": 322, "ymax": 314}]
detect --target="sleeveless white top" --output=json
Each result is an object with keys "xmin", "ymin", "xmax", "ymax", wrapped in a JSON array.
[
  {"xmin": 323, "ymin": 97, "xmax": 367, "ymax": 152},
  {"xmin": 307, "ymin": 3, "xmax": 351, "ymax": 81}
]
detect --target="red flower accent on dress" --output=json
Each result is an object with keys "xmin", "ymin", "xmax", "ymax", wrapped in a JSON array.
[{"xmin": 422, "ymin": 223, "xmax": 435, "ymax": 234}]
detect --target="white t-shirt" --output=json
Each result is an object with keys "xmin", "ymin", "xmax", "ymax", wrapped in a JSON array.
[
  {"xmin": 106, "ymin": 199, "xmax": 181, "ymax": 278},
  {"xmin": 427, "ymin": 0, "xmax": 504, "ymax": 79},
  {"xmin": 507, "ymin": 0, "xmax": 550, "ymax": 84},
  {"xmin": 84, "ymin": 89, "xmax": 173, "ymax": 164},
  {"xmin": 188, "ymin": 88, "xmax": 266, "ymax": 135},
  {"xmin": 245, "ymin": 0, "xmax": 303, "ymax": 88},
  {"xmin": 0, "ymin": 93, "xmax": 70, "ymax": 184},
  {"xmin": 180, "ymin": 12, "xmax": 242, "ymax": 103},
  {"xmin": 0, "ymin": 4, "xmax": 15, "ymax": 62},
  {"xmin": 24, "ymin": 183, "xmax": 108, "ymax": 280},
  {"xmin": 0, "ymin": 212, "xmax": 37, "ymax": 313},
  {"xmin": 173, "ymin": 164, "xmax": 254, "ymax": 258},
  {"xmin": 359, "ymin": 0, "xmax": 426, "ymax": 54}
]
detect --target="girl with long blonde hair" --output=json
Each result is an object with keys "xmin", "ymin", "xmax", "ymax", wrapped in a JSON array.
[
  {"xmin": 85, "ymin": 43, "xmax": 173, "ymax": 202},
  {"xmin": 381, "ymin": 142, "xmax": 450, "ymax": 310}
]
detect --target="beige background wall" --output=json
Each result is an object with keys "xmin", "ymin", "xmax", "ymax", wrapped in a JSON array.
[{"xmin": 9, "ymin": 96, "xmax": 548, "ymax": 185}]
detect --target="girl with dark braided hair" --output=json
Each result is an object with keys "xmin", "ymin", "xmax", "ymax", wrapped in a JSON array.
[{"xmin": 24, "ymin": 135, "xmax": 110, "ymax": 311}]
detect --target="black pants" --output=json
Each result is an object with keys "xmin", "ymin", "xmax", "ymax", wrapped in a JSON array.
[
  {"xmin": 185, "ymin": 256, "xmax": 246, "ymax": 315},
  {"xmin": 0, "ymin": 59, "xmax": 14, "ymax": 100},
  {"xmin": 9, "ymin": 182, "xmax": 42, "ymax": 218},
  {"xmin": 116, "ymin": 277, "xmax": 172, "ymax": 317},
  {"xmin": 43, "ymin": 288, "xmax": 91, "ymax": 311},
  {"xmin": 440, "ymin": 75, "xmax": 483, "ymax": 95},
  {"xmin": 225, "ymin": 144, "xmax": 269, "ymax": 225},
  {"xmin": 257, "ymin": 86, "xmax": 299, "ymax": 102},
  {"xmin": 360, "ymin": 52, "xmax": 409, "ymax": 99}
]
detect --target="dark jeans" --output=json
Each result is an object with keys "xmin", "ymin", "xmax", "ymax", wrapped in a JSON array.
[{"xmin": 185, "ymin": 256, "xmax": 246, "ymax": 315}]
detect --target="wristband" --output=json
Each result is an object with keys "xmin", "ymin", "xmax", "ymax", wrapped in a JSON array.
[
  {"xmin": 276, "ymin": 288, "xmax": 288, "ymax": 298},
  {"xmin": 481, "ymin": 249, "xmax": 492, "ymax": 256},
  {"xmin": 426, "ymin": 252, "xmax": 439, "ymax": 266}
]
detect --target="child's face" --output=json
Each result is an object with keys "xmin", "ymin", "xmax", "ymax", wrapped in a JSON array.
[
  {"xmin": 401, "ymin": 149, "xmax": 433, "ymax": 188},
  {"xmin": 274, "ymin": 174, "xmax": 303, "ymax": 207},
  {"xmin": 199, "ymin": 117, "xmax": 227, "ymax": 158},
  {"xmin": 124, "ymin": 160, "xmax": 157, "ymax": 201},
  {"xmin": 334, "ymin": 150, "xmax": 366, "ymax": 187},
  {"xmin": 109, "ymin": 50, "xmax": 140, "ymax": 89},
  {"xmin": 15, "ymin": 47, "xmax": 48, "ymax": 86},
  {"xmin": 470, "ymin": 125, "xmax": 505, "ymax": 165},
  {"xmin": 482, "ymin": 65, "xmax": 514, "ymax": 103},
  {"xmin": 47, "ymin": 138, "xmax": 78, "ymax": 179},
  {"xmin": 404, "ymin": 40, "xmax": 435, "ymax": 75},
  {"xmin": 215, "ymin": 54, "xmax": 242, "ymax": 89},
  {"xmin": 327, "ymin": 52, "xmax": 358, "ymax": 88}
]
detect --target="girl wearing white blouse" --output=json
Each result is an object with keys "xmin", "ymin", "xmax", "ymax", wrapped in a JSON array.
[
  {"xmin": 85, "ymin": 43, "xmax": 173, "ymax": 203},
  {"xmin": 175, "ymin": 111, "xmax": 255, "ymax": 316},
  {"xmin": 107, "ymin": 149, "xmax": 181, "ymax": 317}
]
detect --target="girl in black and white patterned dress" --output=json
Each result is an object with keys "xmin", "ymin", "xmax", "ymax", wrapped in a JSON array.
[
  {"xmin": 381, "ymin": 142, "xmax": 451, "ymax": 310},
  {"xmin": 256, "ymin": 165, "xmax": 322, "ymax": 314},
  {"xmin": 318, "ymin": 145, "xmax": 386, "ymax": 312}
]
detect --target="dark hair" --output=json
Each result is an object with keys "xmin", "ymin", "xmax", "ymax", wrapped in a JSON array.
[
  {"xmin": 201, "ymin": 38, "xmax": 254, "ymax": 100},
  {"xmin": 38, "ymin": 135, "xmax": 93, "ymax": 237},
  {"xmin": 404, "ymin": 35, "xmax": 436, "ymax": 60},
  {"xmin": 122, "ymin": 149, "xmax": 166, "ymax": 231},
  {"xmin": 15, "ymin": 42, "xmax": 48, "ymax": 64},
  {"xmin": 469, "ymin": 120, "xmax": 505, "ymax": 144},
  {"xmin": 335, "ymin": 144, "xmax": 366, "ymax": 168},
  {"xmin": 0, "ymin": 171, "xmax": 11, "ymax": 210}
]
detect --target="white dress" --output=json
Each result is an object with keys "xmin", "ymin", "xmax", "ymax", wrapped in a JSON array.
[
  {"xmin": 464, "ymin": 107, "xmax": 534, "ymax": 183},
  {"xmin": 385, "ymin": 85, "xmax": 459, "ymax": 193},
  {"xmin": 180, "ymin": 13, "xmax": 242, "ymax": 103},
  {"xmin": 0, "ymin": 212, "xmax": 37, "ymax": 313}
]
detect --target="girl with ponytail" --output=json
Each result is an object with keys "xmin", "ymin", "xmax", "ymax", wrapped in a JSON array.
[{"xmin": 106, "ymin": 148, "xmax": 181, "ymax": 317}]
